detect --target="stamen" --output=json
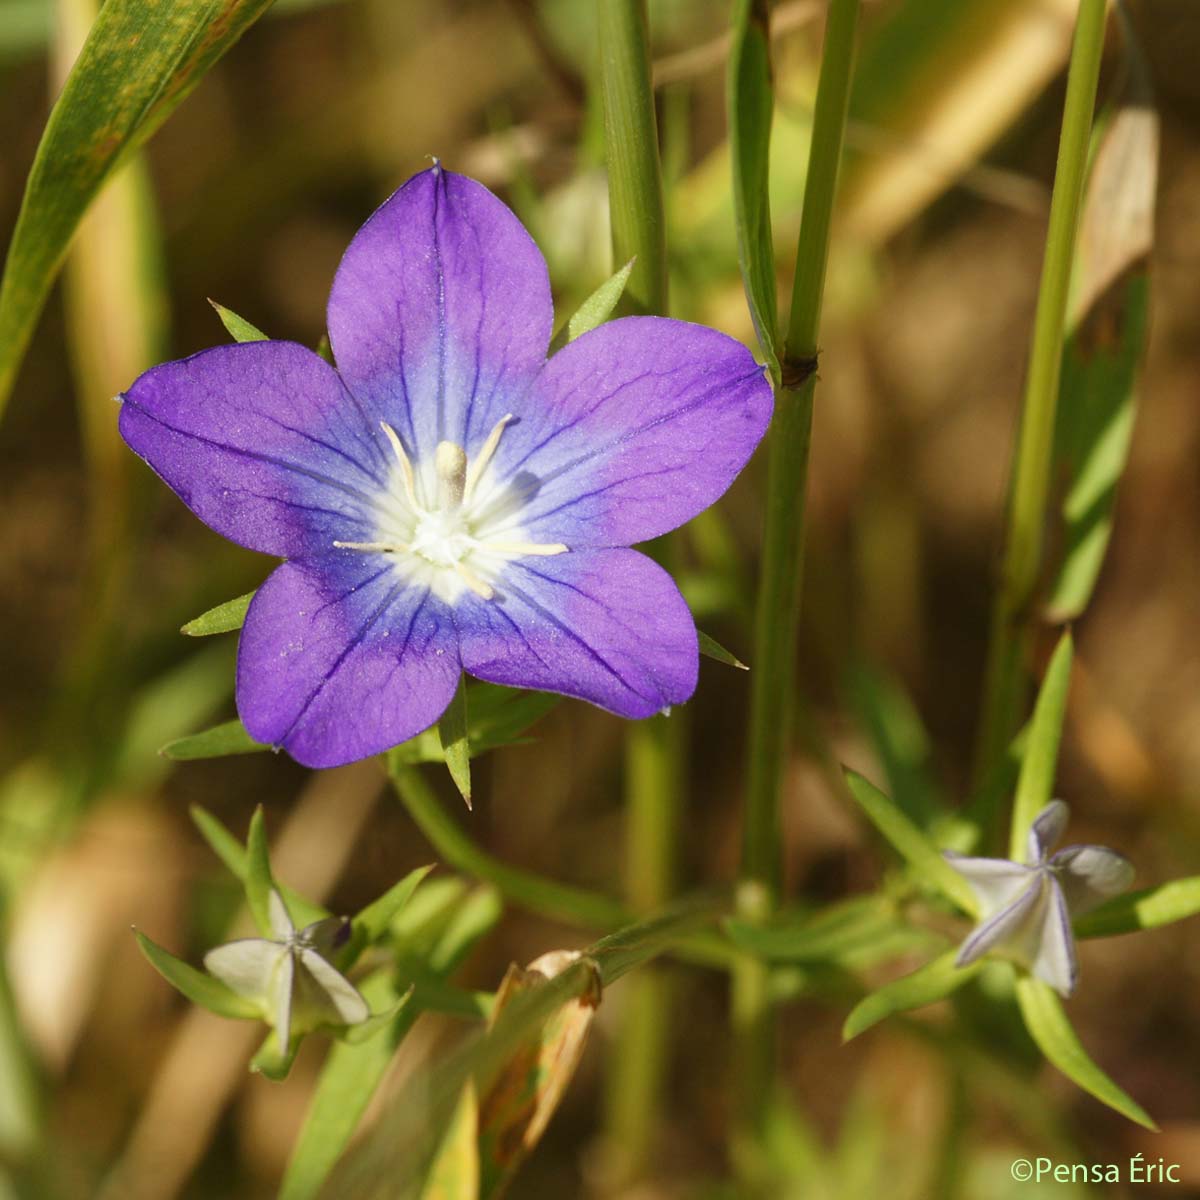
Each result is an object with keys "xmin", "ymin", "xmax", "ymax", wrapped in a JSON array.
[
  {"xmin": 333, "ymin": 539, "xmax": 410, "ymax": 553},
  {"xmin": 486, "ymin": 541, "xmax": 568, "ymax": 557},
  {"xmin": 380, "ymin": 421, "xmax": 418, "ymax": 508},
  {"xmin": 462, "ymin": 413, "xmax": 514, "ymax": 505},
  {"xmin": 435, "ymin": 441, "xmax": 468, "ymax": 509},
  {"xmin": 454, "ymin": 562, "xmax": 495, "ymax": 600}
]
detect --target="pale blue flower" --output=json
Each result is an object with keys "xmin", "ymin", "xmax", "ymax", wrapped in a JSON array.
[{"xmin": 945, "ymin": 801, "xmax": 1134, "ymax": 996}]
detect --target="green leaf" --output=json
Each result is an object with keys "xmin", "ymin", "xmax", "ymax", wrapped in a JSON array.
[
  {"xmin": 1014, "ymin": 975, "xmax": 1156, "ymax": 1129},
  {"xmin": 698, "ymin": 629, "xmax": 748, "ymax": 671},
  {"xmin": 1075, "ymin": 877, "xmax": 1200, "ymax": 939},
  {"xmin": 180, "ymin": 592, "xmax": 254, "ymax": 636},
  {"xmin": 843, "ymin": 769, "xmax": 978, "ymax": 917},
  {"xmin": 0, "ymin": 0, "xmax": 277, "ymax": 418},
  {"xmin": 465, "ymin": 685, "xmax": 559, "ymax": 755},
  {"xmin": 188, "ymin": 806, "xmax": 329, "ymax": 928},
  {"xmin": 549, "ymin": 258, "xmax": 635, "ymax": 353},
  {"xmin": 190, "ymin": 805, "xmax": 249, "ymax": 880},
  {"xmin": 1008, "ymin": 633, "xmax": 1073, "ymax": 860},
  {"xmin": 251, "ymin": 1027, "xmax": 299, "ymax": 1081},
  {"xmin": 135, "ymin": 931, "xmax": 261, "ymax": 1020},
  {"xmin": 438, "ymin": 676, "xmax": 472, "ymax": 808},
  {"xmin": 160, "ymin": 718, "xmax": 269, "ymax": 761},
  {"xmin": 843, "ymin": 660, "xmax": 940, "ymax": 827},
  {"xmin": 843, "ymin": 949, "xmax": 981, "ymax": 1040},
  {"xmin": 1048, "ymin": 83, "xmax": 1157, "ymax": 621},
  {"xmin": 278, "ymin": 973, "xmax": 416, "ymax": 1200},
  {"xmin": 209, "ymin": 299, "xmax": 268, "ymax": 343},
  {"xmin": 245, "ymin": 806, "xmax": 276, "ymax": 937},
  {"xmin": 421, "ymin": 1084, "xmax": 479, "ymax": 1200},
  {"xmin": 342, "ymin": 864, "xmax": 435, "ymax": 968},
  {"xmin": 728, "ymin": 0, "xmax": 779, "ymax": 377}
]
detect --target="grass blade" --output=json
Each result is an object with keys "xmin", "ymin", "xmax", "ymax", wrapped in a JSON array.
[
  {"xmin": 0, "ymin": 0, "xmax": 277, "ymax": 417},
  {"xmin": 728, "ymin": 0, "xmax": 779, "ymax": 377}
]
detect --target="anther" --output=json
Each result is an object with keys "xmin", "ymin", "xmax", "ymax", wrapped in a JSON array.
[{"xmin": 380, "ymin": 421, "xmax": 418, "ymax": 509}]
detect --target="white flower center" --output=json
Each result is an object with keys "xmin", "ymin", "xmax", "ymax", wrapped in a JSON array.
[{"xmin": 333, "ymin": 416, "xmax": 567, "ymax": 603}]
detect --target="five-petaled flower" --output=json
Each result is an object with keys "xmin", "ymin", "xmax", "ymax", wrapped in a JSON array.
[
  {"xmin": 945, "ymin": 800, "xmax": 1134, "ymax": 997},
  {"xmin": 204, "ymin": 889, "xmax": 368, "ymax": 1046},
  {"xmin": 119, "ymin": 165, "xmax": 772, "ymax": 767}
]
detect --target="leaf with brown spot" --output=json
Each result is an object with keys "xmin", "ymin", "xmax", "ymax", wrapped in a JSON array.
[
  {"xmin": 0, "ymin": 0, "xmax": 277, "ymax": 418},
  {"xmin": 475, "ymin": 950, "xmax": 601, "ymax": 1199}
]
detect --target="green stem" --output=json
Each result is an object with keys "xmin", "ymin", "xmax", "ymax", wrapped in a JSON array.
[
  {"xmin": 597, "ymin": 0, "xmax": 668, "ymax": 315},
  {"xmin": 736, "ymin": 0, "xmax": 861, "ymax": 1149},
  {"xmin": 390, "ymin": 763, "xmax": 626, "ymax": 929},
  {"xmin": 972, "ymin": 0, "xmax": 1107, "ymax": 803},
  {"xmin": 597, "ymin": 3, "xmax": 679, "ymax": 1184}
]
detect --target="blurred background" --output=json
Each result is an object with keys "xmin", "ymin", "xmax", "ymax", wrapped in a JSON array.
[{"xmin": 1, "ymin": 0, "xmax": 1199, "ymax": 1195}]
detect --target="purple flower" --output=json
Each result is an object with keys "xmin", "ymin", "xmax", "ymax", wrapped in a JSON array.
[
  {"xmin": 119, "ymin": 165, "xmax": 772, "ymax": 768},
  {"xmin": 945, "ymin": 801, "xmax": 1134, "ymax": 996}
]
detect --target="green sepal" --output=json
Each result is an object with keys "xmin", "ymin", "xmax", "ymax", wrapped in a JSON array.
[
  {"xmin": 843, "ymin": 948, "xmax": 981, "ymax": 1040},
  {"xmin": 1008, "ymin": 632, "xmax": 1073, "ymax": 860},
  {"xmin": 209, "ymin": 299, "xmax": 267, "ymax": 343},
  {"xmin": 245, "ymin": 806, "xmax": 276, "ymax": 937},
  {"xmin": 438, "ymin": 676, "xmax": 472, "ymax": 807},
  {"xmin": 135, "ymin": 931, "xmax": 261, "ymax": 1020},
  {"xmin": 698, "ymin": 629, "xmax": 748, "ymax": 670},
  {"xmin": 251, "ymin": 1027, "xmax": 299, "ymax": 1081},
  {"xmin": 340, "ymin": 864, "xmax": 435, "ymax": 969},
  {"xmin": 181, "ymin": 592, "xmax": 254, "ymax": 636},
  {"xmin": 548, "ymin": 258, "xmax": 635, "ymax": 353},
  {"xmin": 843, "ymin": 769, "xmax": 978, "ymax": 917},
  {"xmin": 1015, "ymin": 975, "xmax": 1156, "ymax": 1129},
  {"xmin": 160, "ymin": 718, "xmax": 268, "ymax": 761}
]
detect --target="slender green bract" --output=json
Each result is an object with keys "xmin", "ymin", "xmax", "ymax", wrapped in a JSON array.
[
  {"xmin": 1015, "ymin": 975, "xmax": 1155, "ymax": 1129},
  {"xmin": 843, "ymin": 949, "xmax": 981, "ymax": 1041},
  {"xmin": 973, "ymin": 0, "xmax": 1109, "ymax": 786},
  {"xmin": 0, "ymin": 0, "xmax": 278, "ymax": 417},
  {"xmin": 1008, "ymin": 632, "xmax": 1073, "ymax": 860}
]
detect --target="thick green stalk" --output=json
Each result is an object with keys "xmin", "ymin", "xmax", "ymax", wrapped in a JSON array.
[
  {"xmin": 737, "ymin": 0, "xmax": 861, "ymax": 1146},
  {"xmin": 596, "ymin": 2, "xmax": 679, "ymax": 1185},
  {"xmin": 972, "ymin": 0, "xmax": 1108, "ymax": 799}
]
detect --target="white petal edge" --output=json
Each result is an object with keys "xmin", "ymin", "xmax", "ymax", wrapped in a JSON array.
[{"xmin": 203, "ymin": 939, "xmax": 285, "ymax": 1000}]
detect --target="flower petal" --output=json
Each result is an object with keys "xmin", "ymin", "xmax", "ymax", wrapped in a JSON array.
[
  {"xmin": 454, "ymin": 548, "xmax": 698, "ymax": 718},
  {"xmin": 236, "ymin": 557, "xmax": 462, "ymax": 768},
  {"xmin": 203, "ymin": 938, "xmax": 285, "ymax": 1001},
  {"xmin": 486, "ymin": 317, "xmax": 772, "ymax": 548},
  {"xmin": 943, "ymin": 854, "xmax": 1036, "ymax": 916},
  {"xmin": 273, "ymin": 951, "xmax": 295, "ymax": 1049},
  {"xmin": 1051, "ymin": 845, "xmax": 1135, "ymax": 916},
  {"xmin": 327, "ymin": 165, "xmax": 552, "ymax": 464},
  {"xmin": 119, "ymin": 341, "xmax": 387, "ymax": 557},
  {"xmin": 1029, "ymin": 880, "xmax": 1079, "ymax": 997},
  {"xmin": 1027, "ymin": 799, "xmax": 1070, "ymax": 864},
  {"xmin": 955, "ymin": 875, "xmax": 1044, "ymax": 967},
  {"xmin": 268, "ymin": 889, "xmax": 295, "ymax": 941},
  {"xmin": 298, "ymin": 947, "xmax": 370, "ymax": 1027}
]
